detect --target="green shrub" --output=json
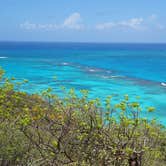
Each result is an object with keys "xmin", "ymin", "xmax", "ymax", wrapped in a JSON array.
[{"xmin": 0, "ymin": 68, "xmax": 166, "ymax": 166}]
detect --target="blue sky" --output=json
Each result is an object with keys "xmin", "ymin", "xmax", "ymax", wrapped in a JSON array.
[{"xmin": 0, "ymin": 0, "xmax": 166, "ymax": 42}]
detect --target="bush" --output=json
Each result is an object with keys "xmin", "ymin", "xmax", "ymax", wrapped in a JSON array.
[{"xmin": 0, "ymin": 68, "xmax": 166, "ymax": 166}]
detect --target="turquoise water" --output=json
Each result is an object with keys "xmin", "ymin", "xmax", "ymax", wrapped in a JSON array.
[{"xmin": 0, "ymin": 42, "xmax": 166, "ymax": 124}]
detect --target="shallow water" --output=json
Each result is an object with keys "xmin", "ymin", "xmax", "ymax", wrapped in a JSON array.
[{"xmin": 0, "ymin": 42, "xmax": 166, "ymax": 124}]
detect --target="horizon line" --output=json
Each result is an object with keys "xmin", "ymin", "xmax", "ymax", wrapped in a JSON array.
[{"xmin": 0, "ymin": 40, "xmax": 166, "ymax": 44}]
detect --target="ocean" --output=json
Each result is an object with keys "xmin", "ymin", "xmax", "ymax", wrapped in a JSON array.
[{"xmin": 0, "ymin": 42, "xmax": 166, "ymax": 124}]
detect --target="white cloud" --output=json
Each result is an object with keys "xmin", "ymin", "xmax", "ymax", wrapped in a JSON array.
[
  {"xmin": 149, "ymin": 14, "xmax": 158, "ymax": 21},
  {"xmin": 20, "ymin": 12, "xmax": 83, "ymax": 31},
  {"xmin": 96, "ymin": 22, "xmax": 115, "ymax": 30},
  {"xmin": 20, "ymin": 21, "xmax": 59, "ymax": 30},
  {"xmin": 119, "ymin": 18, "xmax": 144, "ymax": 29},
  {"xmin": 63, "ymin": 12, "xmax": 83, "ymax": 30},
  {"xmin": 96, "ymin": 18, "xmax": 144, "ymax": 30},
  {"xmin": 20, "ymin": 21, "xmax": 37, "ymax": 30},
  {"xmin": 156, "ymin": 24, "xmax": 165, "ymax": 30},
  {"xmin": 147, "ymin": 14, "xmax": 165, "ymax": 30}
]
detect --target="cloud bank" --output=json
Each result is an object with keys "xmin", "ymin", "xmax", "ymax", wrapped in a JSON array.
[
  {"xmin": 20, "ymin": 12, "xmax": 83, "ymax": 31},
  {"xmin": 20, "ymin": 13, "xmax": 165, "ymax": 32}
]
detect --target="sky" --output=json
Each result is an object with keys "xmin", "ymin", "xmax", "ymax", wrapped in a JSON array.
[{"xmin": 0, "ymin": 0, "xmax": 166, "ymax": 42}]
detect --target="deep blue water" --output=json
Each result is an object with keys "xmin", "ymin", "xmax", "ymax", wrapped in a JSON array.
[{"xmin": 0, "ymin": 42, "xmax": 166, "ymax": 124}]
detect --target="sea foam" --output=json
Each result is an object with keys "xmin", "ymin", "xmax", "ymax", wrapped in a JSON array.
[
  {"xmin": 161, "ymin": 82, "xmax": 166, "ymax": 87},
  {"xmin": 0, "ymin": 56, "xmax": 8, "ymax": 59}
]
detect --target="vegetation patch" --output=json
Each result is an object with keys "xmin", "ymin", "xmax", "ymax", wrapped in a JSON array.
[{"xmin": 0, "ymin": 68, "xmax": 166, "ymax": 166}]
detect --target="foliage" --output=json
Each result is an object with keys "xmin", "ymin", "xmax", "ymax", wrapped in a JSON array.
[{"xmin": 0, "ymin": 68, "xmax": 166, "ymax": 166}]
